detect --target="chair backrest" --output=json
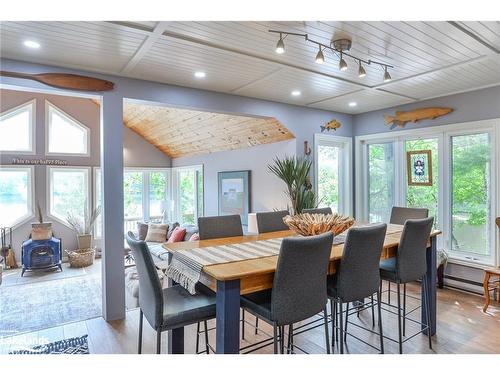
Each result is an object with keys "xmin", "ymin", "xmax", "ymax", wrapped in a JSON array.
[
  {"xmin": 197, "ymin": 214, "xmax": 243, "ymax": 240},
  {"xmin": 390, "ymin": 206, "xmax": 429, "ymax": 225},
  {"xmin": 303, "ymin": 207, "xmax": 333, "ymax": 215},
  {"xmin": 271, "ymin": 232, "xmax": 333, "ymax": 326},
  {"xmin": 126, "ymin": 232, "xmax": 163, "ymax": 329},
  {"xmin": 256, "ymin": 210, "xmax": 290, "ymax": 233},
  {"xmin": 336, "ymin": 224, "xmax": 387, "ymax": 302},
  {"xmin": 396, "ymin": 217, "xmax": 434, "ymax": 283}
]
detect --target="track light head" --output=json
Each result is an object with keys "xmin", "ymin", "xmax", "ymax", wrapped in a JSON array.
[
  {"xmin": 315, "ymin": 47, "xmax": 325, "ymax": 64},
  {"xmin": 383, "ymin": 66, "xmax": 392, "ymax": 82},
  {"xmin": 358, "ymin": 61, "xmax": 366, "ymax": 78},
  {"xmin": 339, "ymin": 53, "xmax": 348, "ymax": 71},
  {"xmin": 275, "ymin": 34, "xmax": 285, "ymax": 54}
]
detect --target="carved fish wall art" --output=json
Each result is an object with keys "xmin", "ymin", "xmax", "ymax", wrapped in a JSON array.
[
  {"xmin": 320, "ymin": 119, "xmax": 342, "ymax": 132},
  {"xmin": 384, "ymin": 107, "xmax": 453, "ymax": 129}
]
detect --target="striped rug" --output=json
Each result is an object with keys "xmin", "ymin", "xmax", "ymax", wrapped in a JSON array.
[{"xmin": 166, "ymin": 234, "xmax": 350, "ymax": 295}]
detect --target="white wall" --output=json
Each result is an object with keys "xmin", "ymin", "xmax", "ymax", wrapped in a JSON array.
[{"xmin": 172, "ymin": 139, "xmax": 297, "ymax": 218}]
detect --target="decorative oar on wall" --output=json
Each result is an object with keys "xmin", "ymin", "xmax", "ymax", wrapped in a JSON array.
[{"xmin": 0, "ymin": 71, "xmax": 114, "ymax": 92}]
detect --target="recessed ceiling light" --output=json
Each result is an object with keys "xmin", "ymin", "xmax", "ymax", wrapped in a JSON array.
[
  {"xmin": 194, "ymin": 71, "xmax": 206, "ymax": 78},
  {"xmin": 23, "ymin": 40, "xmax": 40, "ymax": 49},
  {"xmin": 348, "ymin": 102, "xmax": 357, "ymax": 107},
  {"xmin": 291, "ymin": 90, "xmax": 301, "ymax": 96}
]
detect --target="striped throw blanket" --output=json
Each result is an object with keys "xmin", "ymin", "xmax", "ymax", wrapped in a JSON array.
[{"xmin": 166, "ymin": 234, "xmax": 349, "ymax": 295}]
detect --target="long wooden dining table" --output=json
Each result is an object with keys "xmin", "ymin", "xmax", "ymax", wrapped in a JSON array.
[{"xmin": 162, "ymin": 224, "xmax": 441, "ymax": 354}]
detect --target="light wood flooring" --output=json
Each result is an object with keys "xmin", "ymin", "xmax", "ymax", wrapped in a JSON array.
[{"xmin": 1, "ymin": 283, "xmax": 499, "ymax": 354}]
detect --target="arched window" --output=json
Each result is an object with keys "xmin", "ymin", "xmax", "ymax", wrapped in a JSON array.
[
  {"xmin": 0, "ymin": 100, "xmax": 35, "ymax": 153},
  {"xmin": 46, "ymin": 101, "xmax": 90, "ymax": 155}
]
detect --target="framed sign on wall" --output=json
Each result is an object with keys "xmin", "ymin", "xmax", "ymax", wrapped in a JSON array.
[{"xmin": 218, "ymin": 170, "xmax": 251, "ymax": 225}]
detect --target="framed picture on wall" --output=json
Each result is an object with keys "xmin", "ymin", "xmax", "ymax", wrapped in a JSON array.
[
  {"xmin": 218, "ymin": 170, "xmax": 251, "ymax": 225},
  {"xmin": 407, "ymin": 150, "xmax": 433, "ymax": 186}
]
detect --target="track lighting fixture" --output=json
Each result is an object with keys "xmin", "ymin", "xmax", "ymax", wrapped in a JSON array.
[
  {"xmin": 358, "ymin": 61, "xmax": 366, "ymax": 78},
  {"xmin": 275, "ymin": 33, "xmax": 285, "ymax": 54},
  {"xmin": 339, "ymin": 52, "xmax": 348, "ymax": 71},
  {"xmin": 269, "ymin": 29, "xmax": 394, "ymax": 82},
  {"xmin": 315, "ymin": 46, "xmax": 324, "ymax": 64},
  {"xmin": 383, "ymin": 66, "xmax": 392, "ymax": 82}
]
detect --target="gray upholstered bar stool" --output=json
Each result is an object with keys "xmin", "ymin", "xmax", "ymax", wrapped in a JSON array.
[
  {"xmin": 126, "ymin": 233, "xmax": 216, "ymax": 354},
  {"xmin": 240, "ymin": 232, "xmax": 334, "ymax": 354},
  {"xmin": 379, "ymin": 217, "xmax": 434, "ymax": 354},
  {"xmin": 303, "ymin": 207, "xmax": 333, "ymax": 215},
  {"xmin": 255, "ymin": 210, "xmax": 290, "ymax": 233},
  {"xmin": 386, "ymin": 206, "xmax": 429, "ymax": 329},
  {"xmin": 328, "ymin": 223, "xmax": 387, "ymax": 354}
]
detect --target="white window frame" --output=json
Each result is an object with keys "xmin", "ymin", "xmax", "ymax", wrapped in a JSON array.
[
  {"xmin": 93, "ymin": 167, "xmax": 102, "ymax": 239},
  {"xmin": 0, "ymin": 165, "xmax": 35, "ymax": 229},
  {"xmin": 355, "ymin": 118, "xmax": 499, "ymax": 267},
  {"xmin": 47, "ymin": 166, "xmax": 91, "ymax": 227},
  {"xmin": 45, "ymin": 100, "xmax": 90, "ymax": 157},
  {"xmin": 0, "ymin": 99, "xmax": 36, "ymax": 154},
  {"xmin": 171, "ymin": 165, "xmax": 204, "ymax": 224},
  {"xmin": 313, "ymin": 134, "xmax": 353, "ymax": 216}
]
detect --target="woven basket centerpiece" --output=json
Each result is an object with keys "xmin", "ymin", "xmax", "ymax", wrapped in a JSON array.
[{"xmin": 283, "ymin": 213, "xmax": 354, "ymax": 236}]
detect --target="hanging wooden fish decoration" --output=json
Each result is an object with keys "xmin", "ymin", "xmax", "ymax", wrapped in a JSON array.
[
  {"xmin": 320, "ymin": 119, "xmax": 342, "ymax": 132},
  {"xmin": 384, "ymin": 107, "xmax": 453, "ymax": 129}
]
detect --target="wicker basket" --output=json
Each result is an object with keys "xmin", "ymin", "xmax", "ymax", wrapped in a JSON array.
[
  {"xmin": 283, "ymin": 213, "xmax": 354, "ymax": 236},
  {"xmin": 66, "ymin": 248, "xmax": 95, "ymax": 268}
]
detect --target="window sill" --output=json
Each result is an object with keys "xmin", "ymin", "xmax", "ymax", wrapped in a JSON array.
[{"xmin": 447, "ymin": 256, "xmax": 495, "ymax": 269}]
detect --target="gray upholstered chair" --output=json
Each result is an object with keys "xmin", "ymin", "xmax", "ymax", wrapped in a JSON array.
[
  {"xmin": 386, "ymin": 206, "xmax": 429, "ymax": 330},
  {"xmin": 126, "ymin": 232, "xmax": 216, "ymax": 354},
  {"xmin": 240, "ymin": 232, "xmax": 333, "ymax": 354},
  {"xmin": 390, "ymin": 206, "xmax": 429, "ymax": 225},
  {"xmin": 328, "ymin": 223, "xmax": 387, "ymax": 354},
  {"xmin": 379, "ymin": 217, "xmax": 434, "ymax": 354},
  {"xmin": 197, "ymin": 214, "xmax": 243, "ymax": 240},
  {"xmin": 256, "ymin": 210, "xmax": 290, "ymax": 233},
  {"xmin": 303, "ymin": 207, "xmax": 333, "ymax": 215}
]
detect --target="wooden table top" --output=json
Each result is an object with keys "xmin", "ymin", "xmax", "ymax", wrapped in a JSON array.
[{"xmin": 162, "ymin": 225, "xmax": 441, "ymax": 293}]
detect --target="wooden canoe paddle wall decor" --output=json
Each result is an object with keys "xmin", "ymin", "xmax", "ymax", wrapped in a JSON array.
[
  {"xmin": 384, "ymin": 107, "xmax": 453, "ymax": 129},
  {"xmin": 0, "ymin": 71, "xmax": 114, "ymax": 92}
]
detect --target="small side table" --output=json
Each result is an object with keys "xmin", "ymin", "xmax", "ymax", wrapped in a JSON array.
[{"xmin": 483, "ymin": 267, "xmax": 500, "ymax": 313}]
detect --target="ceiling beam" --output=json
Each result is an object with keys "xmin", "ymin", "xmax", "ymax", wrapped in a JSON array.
[{"xmin": 120, "ymin": 22, "xmax": 169, "ymax": 74}]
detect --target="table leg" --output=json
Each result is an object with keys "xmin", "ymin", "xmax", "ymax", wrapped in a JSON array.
[
  {"xmin": 422, "ymin": 236, "xmax": 437, "ymax": 336},
  {"xmin": 216, "ymin": 279, "xmax": 241, "ymax": 354},
  {"xmin": 482, "ymin": 272, "xmax": 490, "ymax": 313}
]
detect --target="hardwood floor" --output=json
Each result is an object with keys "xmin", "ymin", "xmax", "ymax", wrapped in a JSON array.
[{"xmin": 1, "ymin": 282, "xmax": 499, "ymax": 354}]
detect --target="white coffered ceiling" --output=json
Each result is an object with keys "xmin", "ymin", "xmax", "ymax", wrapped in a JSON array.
[{"xmin": 1, "ymin": 21, "xmax": 499, "ymax": 114}]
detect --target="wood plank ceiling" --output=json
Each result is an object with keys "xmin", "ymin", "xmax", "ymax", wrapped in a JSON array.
[
  {"xmin": 1, "ymin": 21, "xmax": 499, "ymax": 114},
  {"xmin": 123, "ymin": 102, "xmax": 295, "ymax": 158}
]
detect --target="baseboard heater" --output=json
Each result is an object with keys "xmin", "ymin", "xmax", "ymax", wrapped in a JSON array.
[{"xmin": 444, "ymin": 273, "xmax": 484, "ymax": 295}]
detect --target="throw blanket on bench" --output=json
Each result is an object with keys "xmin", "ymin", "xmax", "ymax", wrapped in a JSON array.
[{"xmin": 166, "ymin": 235, "xmax": 348, "ymax": 295}]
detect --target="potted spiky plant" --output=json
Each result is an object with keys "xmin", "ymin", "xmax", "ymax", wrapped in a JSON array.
[
  {"xmin": 66, "ymin": 204, "xmax": 101, "ymax": 249},
  {"xmin": 31, "ymin": 202, "xmax": 53, "ymax": 240},
  {"xmin": 268, "ymin": 156, "xmax": 319, "ymax": 215}
]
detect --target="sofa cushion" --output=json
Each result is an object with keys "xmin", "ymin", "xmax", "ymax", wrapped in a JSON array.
[
  {"xmin": 168, "ymin": 227, "xmax": 186, "ymax": 243},
  {"xmin": 136, "ymin": 222, "xmax": 149, "ymax": 241},
  {"xmin": 189, "ymin": 233, "xmax": 200, "ymax": 241},
  {"xmin": 148, "ymin": 242, "xmax": 170, "ymax": 261},
  {"xmin": 145, "ymin": 223, "xmax": 169, "ymax": 242},
  {"xmin": 167, "ymin": 222, "xmax": 180, "ymax": 240},
  {"xmin": 183, "ymin": 224, "xmax": 199, "ymax": 242}
]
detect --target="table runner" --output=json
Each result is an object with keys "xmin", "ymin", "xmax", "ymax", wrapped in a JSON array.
[{"xmin": 166, "ymin": 234, "xmax": 350, "ymax": 294}]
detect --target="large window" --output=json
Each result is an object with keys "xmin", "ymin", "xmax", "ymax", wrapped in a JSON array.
[
  {"xmin": 367, "ymin": 142, "xmax": 395, "ymax": 223},
  {"xmin": 0, "ymin": 166, "xmax": 34, "ymax": 227},
  {"xmin": 0, "ymin": 100, "xmax": 35, "ymax": 153},
  {"xmin": 173, "ymin": 166, "xmax": 204, "ymax": 225},
  {"xmin": 46, "ymin": 101, "xmax": 89, "ymax": 155},
  {"xmin": 314, "ymin": 134, "xmax": 352, "ymax": 215},
  {"xmin": 357, "ymin": 120, "xmax": 498, "ymax": 265},
  {"xmin": 451, "ymin": 133, "xmax": 492, "ymax": 260},
  {"xmin": 48, "ymin": 167, "xmax": 90, "ymax": 225}
]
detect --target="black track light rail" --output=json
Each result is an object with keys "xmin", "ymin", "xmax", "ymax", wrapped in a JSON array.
[{"xmin": 269, "ymin": 29, "xmax": 394, "ymax": 70}]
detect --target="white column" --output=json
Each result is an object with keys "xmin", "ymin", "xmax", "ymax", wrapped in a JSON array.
[{"xmin": 100, "ymin": 92, "xmax": 125, "ymax": 321}]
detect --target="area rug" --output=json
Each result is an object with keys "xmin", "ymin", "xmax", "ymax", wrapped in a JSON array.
[
  {"xmin": 0, "ymin": 275, "xmax": 101, "ymax": 337},
  {"xmin": 10, "ymin": 335, "xmax": 89, "ymax": 354}
]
